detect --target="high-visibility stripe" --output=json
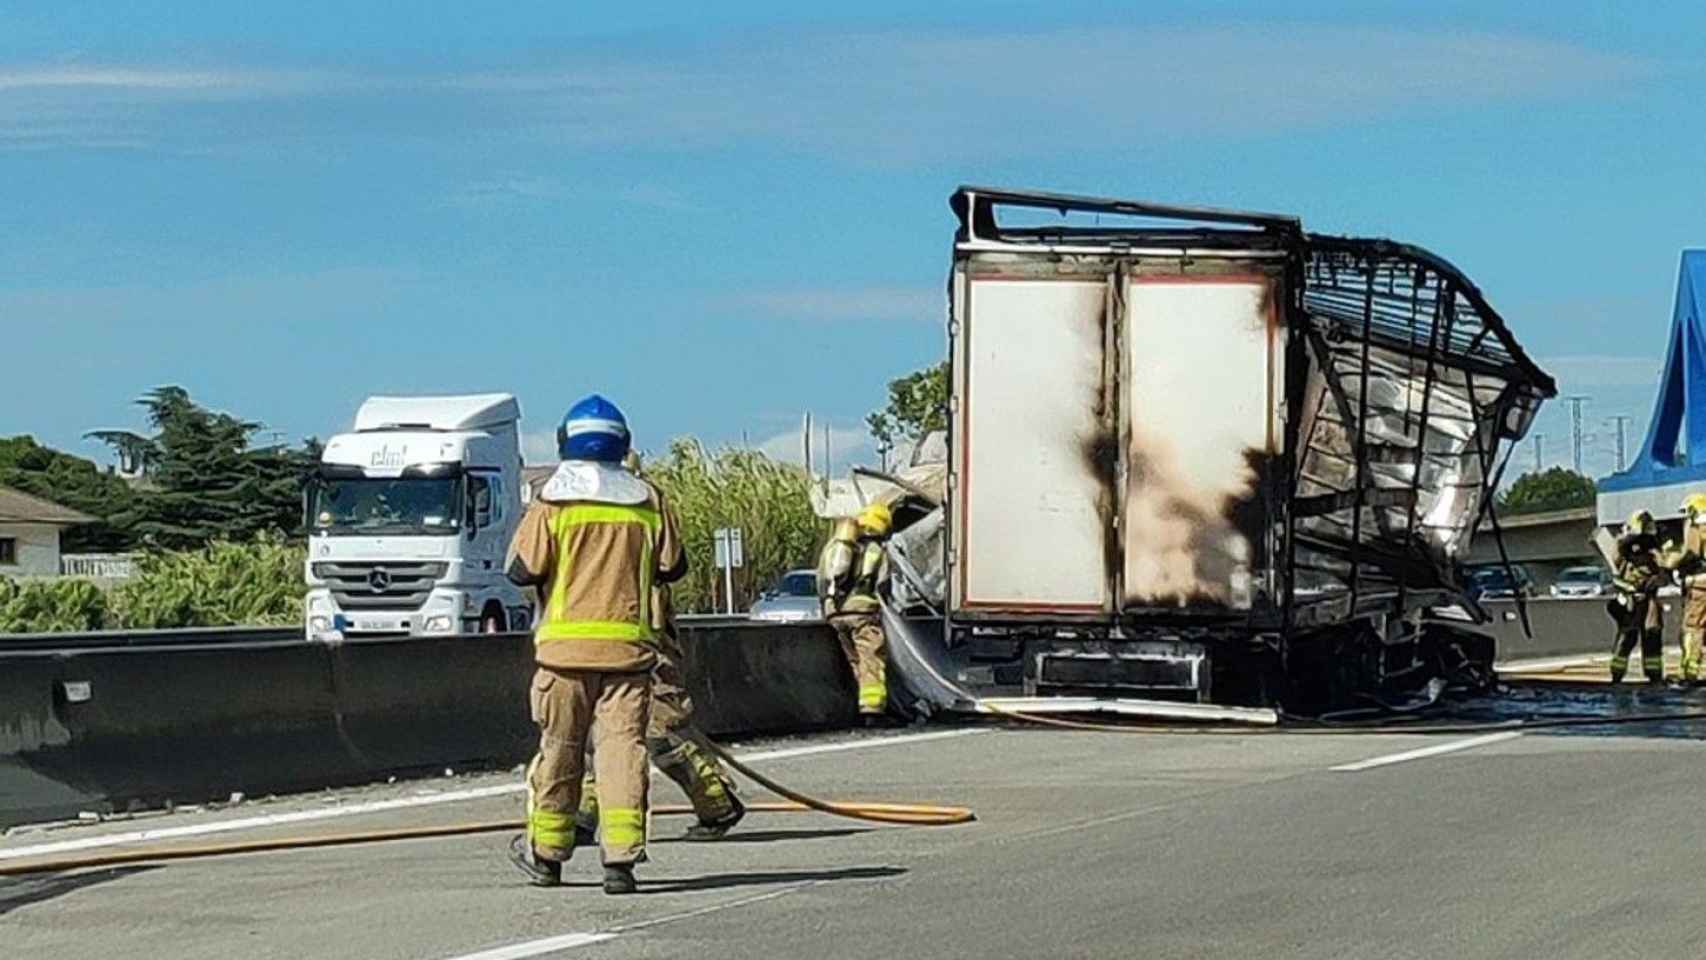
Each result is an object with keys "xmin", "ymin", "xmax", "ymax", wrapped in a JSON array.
[
  {"xmin": 552, "ymin": 504, "xmax": 661, "ymax": 531},
  {"xmin": 538, "ymin": 621, "xmax": 651, "ymax": 642},
  {"xmin": 858, "ymin": 684, "xmax": 887, "ymax": 708},
  {"xmin": 602, "ymin": 807, "xmax": 645, "ymax": 848},
  {"xmin": 529, "ymin": 808, "xmax": 576, "ymax": 849}
]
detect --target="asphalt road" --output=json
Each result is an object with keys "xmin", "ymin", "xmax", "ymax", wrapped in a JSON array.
[{"xmin": 5, "ymin": 720, "xmax": 1706, "ymax": 959}]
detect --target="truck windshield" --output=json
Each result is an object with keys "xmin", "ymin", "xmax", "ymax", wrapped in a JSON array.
[{"xmin": 311, "ymin": 475, "xmax": 461, "ymax": 536}]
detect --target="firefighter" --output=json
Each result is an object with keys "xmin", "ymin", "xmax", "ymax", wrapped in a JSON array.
[
  {"xmin": 818, "ymin": 502, "xmax": 892, "ymax": 723},
  {"xmin": 1609, "ymin": 509, "xmax": 1666, "ymax": 683},
  {"xmin": 575, "ymin": 455, "xmax": 746, "ymax": 843},
  {"xmin": 1662, "ymin": 493, "xmax": 1706, "ymax": 683},
  {"xmin": 505, "ymin": 395, "xmax": 685, "ymax": 895}
]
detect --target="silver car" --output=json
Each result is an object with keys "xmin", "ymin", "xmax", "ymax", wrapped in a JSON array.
[
  {"xmin": 1549, "ymin": 565, "xmax": 1614, "ymax": 598},
  {"xmin": 748, "ymin": 568, "xmax": 823, "ymax": 622}
]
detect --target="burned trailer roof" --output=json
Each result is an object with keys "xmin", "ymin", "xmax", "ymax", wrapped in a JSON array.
[
  {"xmin": 1290, "ymin": 237, "xmax": 1556, "ymax": 623},
  {"xmin": 951, "ymin": 185, "xmax": 1303, "ymax": 252},
  {"xmin": 1301, "ymin": 236, "xmax": 1556, "ymax": 398}
]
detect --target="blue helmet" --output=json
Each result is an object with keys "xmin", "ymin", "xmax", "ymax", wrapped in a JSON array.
[{"xmin": 556, "ymin": 394, "xmax": 631, "ymax": 463}]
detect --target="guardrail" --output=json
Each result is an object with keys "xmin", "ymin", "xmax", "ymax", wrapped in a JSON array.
[{"xmin": 0, "ymin": 620, "xmax": 854, "ymax": 828}]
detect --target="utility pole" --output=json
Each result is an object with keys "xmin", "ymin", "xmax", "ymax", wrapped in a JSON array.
[
  {"xmin": 1607, "ymin": 415, "xmax": 1633, "ymax": 472},
  {"xmin": 1532, "ymin": 433, "xmax": 1545, "ymax": 473},
  {"xmin": 1565, "ymin": 396, "xmax": 1590, "ymax": 474}
]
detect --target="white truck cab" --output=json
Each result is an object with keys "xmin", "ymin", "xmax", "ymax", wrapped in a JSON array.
[{"xmin": 304, "ymin": 394, "xmax": 532, "ymax": 640}]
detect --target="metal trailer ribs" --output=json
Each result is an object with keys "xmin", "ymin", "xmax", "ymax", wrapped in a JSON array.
[{"xmin": 846, "ymin": 187, "xmax": 1556, "ymax": 720}]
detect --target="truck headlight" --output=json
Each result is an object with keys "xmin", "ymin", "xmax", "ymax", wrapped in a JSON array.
[
  {"xmin": 424, "ymin": 615, "xmax": 455, "ymax": 632},
  {"xmin": 309, "ymin": 616, "xmax": 332, "ymax": 632}
]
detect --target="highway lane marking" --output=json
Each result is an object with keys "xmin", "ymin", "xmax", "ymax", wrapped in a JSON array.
[
  {"xmin": 735, "ymin": 727, "xmax": 982, "ymax": 763},
  {"xmin": 0, "ymin": 728, "xmax": 984, "ymax": 861},
  {"xmin": 440, "ymin": 932, "xmax": 615, "ymax": 959},
  {"xmin": 438, "ymin": 882, "xmax": 817, "ymax": 959},
  {"xmin": 1329, "ymin": 731, "xmax": 1525, "ymax": 773}
]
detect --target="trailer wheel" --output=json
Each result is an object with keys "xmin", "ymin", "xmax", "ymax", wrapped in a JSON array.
[{"xmin": 480, "ymin": 603, "xmax": 507, "ymax": 634}]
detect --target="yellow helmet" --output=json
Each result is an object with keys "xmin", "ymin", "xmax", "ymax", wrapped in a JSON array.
[
  {"xmin": 1683, "ymin": 494, "xmax": 1706, "ymax": 517},
  {"xmin": 856, "ymin": 502, "xmax": 893, "ymax": 535},
  {"xmin": 1628, "ymin": 509, "xmax": 1654, "ymax": 533}
]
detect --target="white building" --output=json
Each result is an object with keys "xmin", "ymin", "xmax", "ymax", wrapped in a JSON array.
[{"xmin": 0, "ymin": 486, "xmax": 97, "ymax": 578}]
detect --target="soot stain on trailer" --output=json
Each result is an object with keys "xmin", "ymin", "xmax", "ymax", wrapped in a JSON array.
[
  {"xmin": 1121, "ymin": 432, "xmax": 1268, "ymax": 610},
  {"xmin": 1080, "ymin": 425, "xmax": 1122, "ymax": 585}
]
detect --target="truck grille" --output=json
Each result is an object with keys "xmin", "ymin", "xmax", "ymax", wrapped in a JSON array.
[{"xmin": 313, "ymin": 562, "xmax": 447, "ymax": 612}]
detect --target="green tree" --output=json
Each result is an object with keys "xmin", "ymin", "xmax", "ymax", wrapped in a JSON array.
[
  {"xmin": 91, "ymin": 386, "xmax": 319, "ymax": 548},
  {"xmin": 0, "ymin": 436, "xmax": 136, "ymax": 551},
  {"xmin": 865, "ymin": 361, "xmax": 948, "ymax": 464},
  {"xmin": 1497, "ymin": 467, "xmax": 1597, "ymax": 516}
]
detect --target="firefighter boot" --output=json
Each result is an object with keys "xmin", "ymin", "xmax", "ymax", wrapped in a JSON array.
[
  {"xmin": 508, "ymin": 834, "xmax": 562, "ymax": 887},
  {"xmin": 684, "ymin": 791, "xmax": 747, "ymax": 842},
  {"xmin": 603, "ymin": 863, "xmax": 638, "ymax": 895}
]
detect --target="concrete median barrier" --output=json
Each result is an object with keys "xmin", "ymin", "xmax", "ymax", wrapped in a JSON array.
[
  {"xmin": 1, "ymin": 619, "xmax": 859, "ymax": 828},
  {"xmin": 1480, "ymin": 595, "xmax": 1677, "ymax": 664},
  {"xmin": 327, "ymin": 632, "xmax": 536, "ymax": 773},
  {"xmin": 678, "ymin": 620, "xmax": 858, "ymax": 736}
]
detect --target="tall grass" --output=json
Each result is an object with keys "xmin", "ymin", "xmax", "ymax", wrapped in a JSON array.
[
  {"xmin": 0, "ymin": 577, "xmax": 108, "ymax": 632},
  {"xmin": 644, "ymin": 439, "xmax": 824, "ymax": 613},
  {"xmin": 110, "ymin": 534, "xmax": 307, "ymax": 628}
]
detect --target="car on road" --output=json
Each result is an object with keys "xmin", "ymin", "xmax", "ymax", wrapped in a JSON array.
[
  {"xmin": 1549, "ymin": 565, "xmax": 1614, "ymax": 598},
  {"xmin": 1464, "ymin": 563, "xmax": 1536, "ymax": 602},
  {"xmin": 748, "ymin": 569, "xmax": 822, "ymax": 622}
]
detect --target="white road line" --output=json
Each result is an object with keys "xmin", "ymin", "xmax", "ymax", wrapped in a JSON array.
[
  {"xmin": 439, "ymin": 880, "xmax": 819, "ymax": 960},
  {"xmin": 0, "ymin": 728, "xmax": 985, "ymax": 861},
  {"xmin": 1329, "ymin": 731, "xmax": 1524, "ymax": 773},
  {"xmin": 440, "ymin": 932, "xmax": 615, "ymax": 960},
  {"xmin": 734, "ymin": 727, "xmax": 982, "ymax": 763}
]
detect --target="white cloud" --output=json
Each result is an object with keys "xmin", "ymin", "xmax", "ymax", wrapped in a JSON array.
[
  {"xmin": 0, "ymin": 26, "xmax": 1658, "ymax": 155},
  {"xmin": 737, "ymin": 287, "xmax": 940, "ymax": 323},
  {"xmin": 442, "ymin": 176, "xmax": 702, "ymax": 213},
  {"xmin": 0, "ymin": 67, "xmax": 245, "ymax": 92},
  {"xmin": 756, "ymin": 423, "xmax": 873, "ymax": 470}
]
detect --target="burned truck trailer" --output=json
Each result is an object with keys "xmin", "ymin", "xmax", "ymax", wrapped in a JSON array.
[{"xmin": 866, "ymin": 187, "xmax": 1555, "ymax": 719}]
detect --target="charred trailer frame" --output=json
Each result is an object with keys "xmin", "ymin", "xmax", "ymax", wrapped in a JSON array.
[{"xmin": 916, "ymin": 187, "xmax": 1555, "ymax": 715}]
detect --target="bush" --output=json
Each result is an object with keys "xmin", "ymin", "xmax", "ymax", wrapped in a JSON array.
[
  {"xmin": 111, "ymin": 534, "xmax": 307, "ymax": 628},
  {"xmin": 0, "ymin": 576, "xmax": 109, "ymax": 633},
  {"xmin": 645, "ymin": 440, "xmax": 825, "ymax": 613}
]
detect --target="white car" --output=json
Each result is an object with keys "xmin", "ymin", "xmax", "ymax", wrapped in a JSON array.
[{"xmin": 748, "ymin": 569, "xmax": 823, "ymax": 622}]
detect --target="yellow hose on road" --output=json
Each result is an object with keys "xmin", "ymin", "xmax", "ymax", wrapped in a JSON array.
[{"xmin": 0, "ymin": 739, "xmax": 975, "ymax": 877}]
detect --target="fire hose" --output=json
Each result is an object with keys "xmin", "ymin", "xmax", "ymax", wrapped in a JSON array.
[{"xmin": 0, "ymin": 737, "xmax": 974, "ymax": 878}]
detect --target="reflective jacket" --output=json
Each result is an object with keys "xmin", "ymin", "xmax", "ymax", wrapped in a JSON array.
[{"xmin": 507, "ymin": 461, "xmax": 686, "ymax": 671}]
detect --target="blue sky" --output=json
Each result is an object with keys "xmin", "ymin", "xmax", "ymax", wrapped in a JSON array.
[{"xmin": 3, "ymin": 1, "xmax": 1703, "ymax": 479}]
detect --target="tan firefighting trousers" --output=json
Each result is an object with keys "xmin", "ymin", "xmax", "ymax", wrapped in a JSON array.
[
  {"xmin": 579, "ymin": 640, "xmax": 738, "ymax": 828},
  {"xmin": 525, "ymin": 667, "xmax": 650, "ymax": 865},
  {"xmin": 831, "ymin": 612, "xmax": 888, "ymax": 715},
  {"xmin": 1684, "ymin": 587, "xmax": 1706, "ymax": 680}
]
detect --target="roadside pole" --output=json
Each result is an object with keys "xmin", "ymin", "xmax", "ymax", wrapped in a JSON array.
[{"xmin": 713, "ymin": 527, "xmax": 745, "ymax": 615}]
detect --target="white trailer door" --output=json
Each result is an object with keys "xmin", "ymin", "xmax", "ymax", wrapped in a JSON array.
[
  {"xmin": 953, "ymin": 274, "xmax": 1112, "ymax": 614},
  {"xmin": 1121, "ymin": 275, "xmax": 1279, "ymax": 610}
]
